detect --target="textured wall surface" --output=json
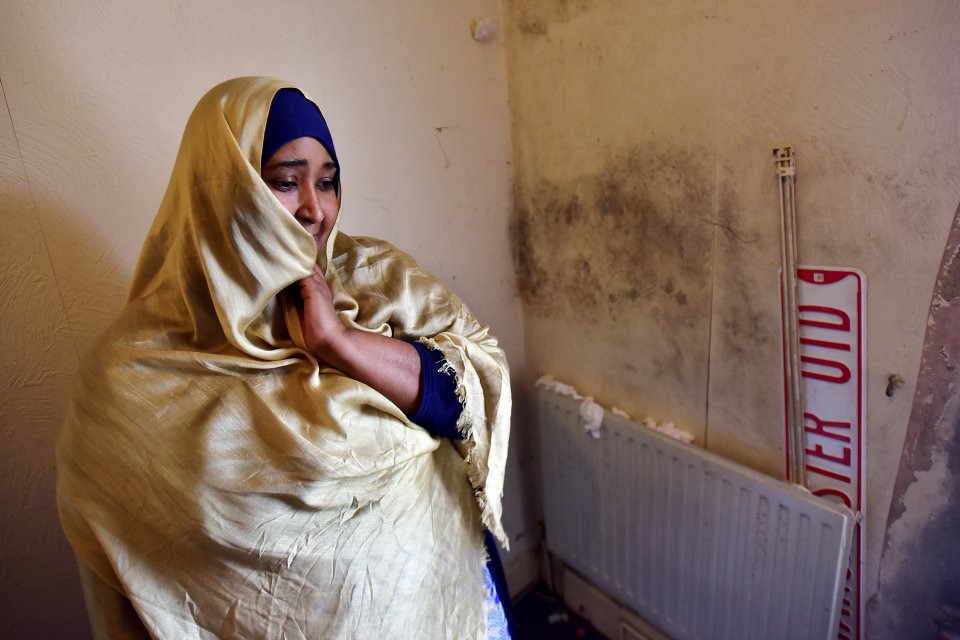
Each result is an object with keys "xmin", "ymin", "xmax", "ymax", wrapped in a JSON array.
[
  {"xmin": 0, "ymin": 74, "xmax": 89, "ymax": 640},
  {"xmin": 869, "ymin": 204, "xmax": 960, "ymax": 639},
  {"xmin": 0, "ymin": 2, "xmax": 533, "ymax": 637},
  {"xmin": 502, "ymin": 1, "xmax": 960, "ymax": 637}
]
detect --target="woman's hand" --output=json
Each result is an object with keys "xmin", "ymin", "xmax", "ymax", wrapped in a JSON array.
[
  {"xmin": 295, "ymin": 265, "xmax": 423, "ymax": 415},
  {"xmin": 296, "ymin": 265, "xmax": 348, "ymax": 360}
]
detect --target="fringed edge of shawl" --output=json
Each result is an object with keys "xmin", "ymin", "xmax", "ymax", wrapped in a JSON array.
[
  {"xmin": 418, "ymin": 336, "xmax": 474, "ymax": 448},
  {"xmin": 417, "ymin": 336, "xmax": 509, "ymax": 549}
]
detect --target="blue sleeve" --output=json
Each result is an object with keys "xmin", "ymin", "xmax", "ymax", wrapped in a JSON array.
[{"xmin": 409, "ymin": 341, "xmax": 465, "ymax": 440}]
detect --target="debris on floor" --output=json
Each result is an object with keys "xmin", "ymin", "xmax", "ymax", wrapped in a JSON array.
[{"xmin": 512, "ymin": 584, "xmax": 606, "ymax": 640}]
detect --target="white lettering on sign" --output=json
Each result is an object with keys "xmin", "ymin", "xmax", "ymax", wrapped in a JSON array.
[{"xmin": 782, "ymin": 268, "xmax": 866, "ymax": 640}]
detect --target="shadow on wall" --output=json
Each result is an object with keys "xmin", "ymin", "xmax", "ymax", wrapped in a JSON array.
[{"xmin": 0, "ymin": 186, "xmax": 127, "ymax": 640}]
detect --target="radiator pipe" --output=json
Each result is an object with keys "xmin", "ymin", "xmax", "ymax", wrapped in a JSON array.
[{"xmin": 774, "ymin": 146, "xmax": 807, "ymax": 487}]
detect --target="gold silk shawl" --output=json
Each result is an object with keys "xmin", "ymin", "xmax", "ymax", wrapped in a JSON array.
[{"xmin": 56, "ymin": 77, "xmax": 511, "ymax": 640}]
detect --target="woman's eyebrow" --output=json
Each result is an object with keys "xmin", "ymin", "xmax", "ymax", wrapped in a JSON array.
[
  {"xmin": 266, "ymin": 158, "xmax": 308, "ymax": 169},
  {"xmin": 264, "ymin": 159, "xmax": 337, "ymax": 172}
]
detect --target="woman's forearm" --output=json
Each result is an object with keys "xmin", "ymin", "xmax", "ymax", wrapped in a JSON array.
[
  {"xmin": 317, "ymin": 329, "xmax": 422, "ymax": 415},
  {"xmin": 296, "ymin": 266, "xmax": 423, "ymax": 414}
]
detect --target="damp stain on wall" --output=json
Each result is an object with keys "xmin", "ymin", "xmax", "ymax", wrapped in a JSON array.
[
  {"xmin": 712, "ymin": 187, "xmax": 773, "ymax": 359},
  {"xmin": 515, "ymin": 0, "xmax": 593, "ymax": 36},
  {"xmin": 511, "ymin": 143, "xmax": 719, "ymax": 332},
  {"xmin": 517, "ymin": 18, "xmax": 548, "ymax": 37}
]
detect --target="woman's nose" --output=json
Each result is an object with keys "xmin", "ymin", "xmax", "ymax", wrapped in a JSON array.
[{"xmin": 295, "ymin": 189, "xmax": 321, "ymax": 227}]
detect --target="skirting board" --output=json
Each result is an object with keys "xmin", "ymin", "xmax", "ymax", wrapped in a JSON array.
[
  {"xmin": 561, "ymin": 565, "xmax": 671, "ymax": 640},
  {"xmin": 505, "ymin": 546, "xmax": 540, "ymax": 602}
]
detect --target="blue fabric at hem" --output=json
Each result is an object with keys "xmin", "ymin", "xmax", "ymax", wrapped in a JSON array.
[
  {"xmin": 484, "ymin": 530, "xmax": 515, "ymax": 637},
  {"xmin": 409, "ymin": 341, "xmax": 464, "ymax": 440}
]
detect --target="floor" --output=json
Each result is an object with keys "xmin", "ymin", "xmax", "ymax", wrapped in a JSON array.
[{"xmin": 512, "ymin": 584, "xmax": 607, "ymax": 640}]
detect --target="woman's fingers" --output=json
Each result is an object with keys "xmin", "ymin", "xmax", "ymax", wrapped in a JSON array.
[{"xmin": 297, "ymin": 266, "xmax": 345, "ymax": 357}]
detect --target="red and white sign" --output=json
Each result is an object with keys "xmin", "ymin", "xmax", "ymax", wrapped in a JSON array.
[{"xmin": 782, "ymin": 267, "xmax": 866, "ymax": 640}]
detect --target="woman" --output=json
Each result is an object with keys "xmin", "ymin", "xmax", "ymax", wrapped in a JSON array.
[{"xmin": 56, "ymin": 77, "xmax": 512, "ymax": 639}]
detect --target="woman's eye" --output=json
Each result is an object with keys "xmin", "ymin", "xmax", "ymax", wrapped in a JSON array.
[
  {"xmin": 318, "ymin": 178, "xmax": 336, "ymax": 192},
  {"xmin": 271, "ymin": 180, "xmax": 297, "ymax": 192}
]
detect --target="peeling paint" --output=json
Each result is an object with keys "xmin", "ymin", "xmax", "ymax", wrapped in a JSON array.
[
  {"xmin": 939, "ymin": 244, "xmax": 960, "ymax": 303},
  {"xmin": 870, "ymin": 201, "xmax": 960, "ymax": 639}
]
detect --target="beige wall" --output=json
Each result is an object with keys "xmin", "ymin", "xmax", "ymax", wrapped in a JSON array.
[
  {"xmin": 0, "ymin": 2, "xmax": 534, "ymax": 637},
  {"xmin": 503, "ymin": 0, "xmax": 960, "ymax": 638}
]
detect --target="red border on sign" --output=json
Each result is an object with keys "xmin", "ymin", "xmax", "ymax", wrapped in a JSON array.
[{"xmin": 782, "ymin": 267, "xmax": 866, "ymax": 640}]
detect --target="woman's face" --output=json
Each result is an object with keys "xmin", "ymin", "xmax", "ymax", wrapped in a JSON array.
[{"xmin": 262, "ymin": 136, "xmax": 340, "ymax": 250}]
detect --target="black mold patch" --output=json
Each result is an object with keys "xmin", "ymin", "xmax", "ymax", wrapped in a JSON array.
[
  {"xmin": 511, "ymin": 144, "xmax": 719, "ymax": 326},
  {"xmin": 514, "ymin": 0, "xmax": 593, "ymax": 37},
  {"xmin": 713, "ymin": 185, "xmax": 773, "ymax": 357},
  {"xmin": 518, "ymin": 19, "xmax": 548, "ymax": 37}
]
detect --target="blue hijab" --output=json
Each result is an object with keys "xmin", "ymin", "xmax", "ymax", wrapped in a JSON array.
[{"xmin": 261, "ymin": 88, "xmax": 339, "ymax": 192}]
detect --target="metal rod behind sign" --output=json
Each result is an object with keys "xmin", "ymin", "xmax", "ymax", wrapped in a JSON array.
[{"xmin": 774, "ymin": 146, "xmax": 807, "ymax": 487}]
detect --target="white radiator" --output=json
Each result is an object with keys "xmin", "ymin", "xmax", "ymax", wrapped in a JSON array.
[{"xmin": 539, "ymin": 388, "xmax": 855, "ymax": 640}]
